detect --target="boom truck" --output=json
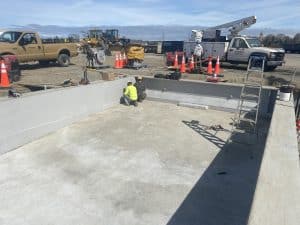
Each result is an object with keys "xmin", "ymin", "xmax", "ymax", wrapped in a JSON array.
[{"xmin": 184, "ymin": 16, "xmax": 285, "ymax": 71}]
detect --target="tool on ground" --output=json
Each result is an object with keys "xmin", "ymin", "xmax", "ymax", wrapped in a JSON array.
[
  {"xmin": 154, "ymin": 71, "xmax": 181, "ymax": 80},
  {"xmin": 8, "ymin": 88, "xmax": 21, "ymax": 97}
]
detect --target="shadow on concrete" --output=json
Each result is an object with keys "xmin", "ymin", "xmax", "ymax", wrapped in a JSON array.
[
  {"xmin": 20, "ymin": 62, "xmax": 76, "ymax": 70},
  {"xmin": 182, "ymin": 120, "xmax": 226, "ymax": 149},
  {"xmin": 167, "ymin": 120, "xmax": 270, "ymax": 225},
  {"xmin": 265, "ymin": 75, "xmax": 289, "ymax": 86}
]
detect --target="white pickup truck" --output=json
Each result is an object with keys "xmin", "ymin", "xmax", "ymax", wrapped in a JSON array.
[{"xmin": 184, "ymin": 36, "xmax": 285, "ymax": 71}]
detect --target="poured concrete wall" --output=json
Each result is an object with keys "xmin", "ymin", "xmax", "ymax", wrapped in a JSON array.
[
  {"xmin": 144, "ymin": 78, "xmax": 277, "ymax": 116},
  {"xmin": 247, "ymin": 99, "xmax": 300, "ymax": 225},
  {"xmin": 0, "ymin": 78, "xmax": 133, "ymax": 154}
]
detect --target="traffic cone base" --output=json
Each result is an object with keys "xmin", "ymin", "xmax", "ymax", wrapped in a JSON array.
[
  {"xmin": 206, "ymin": 76, "xmax": 219, "ymax": 83},
  {"xmin": 0, "ymin": 60, "xmax": 10, "ymax": 88}
]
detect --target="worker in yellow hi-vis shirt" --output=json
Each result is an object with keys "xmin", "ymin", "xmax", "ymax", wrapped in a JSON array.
[{"xmin": 123, "ymin": 82, "xmax": 138, "ymax": 106}]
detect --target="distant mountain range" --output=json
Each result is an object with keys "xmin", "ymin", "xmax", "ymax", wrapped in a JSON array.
[{"xmin": 4, "ymin": 24, "xmax": 299, "ymax": 41}]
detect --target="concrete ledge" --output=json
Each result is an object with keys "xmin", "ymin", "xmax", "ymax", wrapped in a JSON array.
[
  {"xmin": 0, "ymin": 78, "xmax": 133, "ymax": 154},
  {"xmin": 144, "ymin": 78, "xmax": 277, "ymax": 115},
  {"xmin": 247, "ymin": 99, "xmax": 300, "ymax": 225}
]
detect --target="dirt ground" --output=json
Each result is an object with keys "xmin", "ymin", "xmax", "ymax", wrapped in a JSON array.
[{"xmin": 7, "ymin": 53, "xmax": 300, "ymax": 94}]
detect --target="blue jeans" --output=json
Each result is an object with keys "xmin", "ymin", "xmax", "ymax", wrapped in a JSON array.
[{"xmin": 123, "ymin": 95, "xmax": 137, "ymax": 106}]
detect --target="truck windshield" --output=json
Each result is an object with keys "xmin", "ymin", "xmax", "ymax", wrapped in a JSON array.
[
  {"xmin": 246, "ymin": 38, "xmax": 262, "ymax": 47},
  {"xmin": 0, "ymin": 31, "xmax": 22, "ymax": 43}
]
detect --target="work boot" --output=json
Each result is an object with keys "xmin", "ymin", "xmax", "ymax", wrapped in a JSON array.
[{"xmin": 133, "ymin": 101, "xmax": 138, "ymax": 107}]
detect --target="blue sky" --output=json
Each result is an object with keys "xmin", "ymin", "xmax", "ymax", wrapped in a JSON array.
[{"xmin": 1, "ymin": 0, "xmax": 299, "ymax": 29}]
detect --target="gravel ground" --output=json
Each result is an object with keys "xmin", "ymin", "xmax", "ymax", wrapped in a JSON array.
[{"xmin": 6, "ymin": 53, "xmax": 300, "ymax": 94}]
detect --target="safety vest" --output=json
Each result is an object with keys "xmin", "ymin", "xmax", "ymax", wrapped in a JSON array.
[{"xmin": 124, "ymin": 85, "xmax": 138, "ymax": 101}]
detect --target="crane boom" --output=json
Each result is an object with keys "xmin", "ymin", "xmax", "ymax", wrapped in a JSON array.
[
  {"xmin": 208, "ymin": 16, "xmax": 256, "ymax": 38},
  {"xmin": 191, "ymin": 16, "xmax": 257, "ymax": 42}
]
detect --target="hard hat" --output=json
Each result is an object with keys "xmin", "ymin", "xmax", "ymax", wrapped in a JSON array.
[{"xmin": 137, "ymin": 76, "xmax": 142, "ymax": 80}]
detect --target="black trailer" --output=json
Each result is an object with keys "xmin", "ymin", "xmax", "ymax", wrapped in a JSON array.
[{"xmin": 283, "ymin": 44, "xmax": 300, "ymax": 53}]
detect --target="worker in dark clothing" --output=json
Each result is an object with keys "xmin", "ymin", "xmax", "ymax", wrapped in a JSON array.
[
  {"xmin": 123, "ymin": 81, "xmax": 138, "ymax": 106},
  {"xmin": 134, "ymin": 76, "xmax": 146, "ymax": 102}
]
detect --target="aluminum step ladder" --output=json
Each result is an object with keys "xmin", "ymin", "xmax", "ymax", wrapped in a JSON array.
[
  {"xmin": 194, "ymin": 56, "xmax": 202, "ymax": 69},
  {"xmin": 230, "ymin": 56, "xmax": 265, "ymax": 143}
]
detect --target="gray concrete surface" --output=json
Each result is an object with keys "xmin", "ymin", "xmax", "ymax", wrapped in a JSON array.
[
  {"xmin": 248, "ymin": 99, "xmax": 300, "ymax": 225},
  {"xmin": 0, "ymin": 101, "xmax": 267, "ymax": 225},
  {"xmin": 0, "ymin": 77, "xmax": 134, "ymax": 154},
  {"xmin": 144, "ymin": 77, "xmax": 277, "ymax": 115}
]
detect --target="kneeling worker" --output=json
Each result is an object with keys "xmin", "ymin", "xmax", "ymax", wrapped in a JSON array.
[
  {"xmin": 123, "ymin": 81, "xmax": 138, "ymax": 106},
  {"xmin": 134, "ymin": 76, "xmax": 146, "ymax": 102}
]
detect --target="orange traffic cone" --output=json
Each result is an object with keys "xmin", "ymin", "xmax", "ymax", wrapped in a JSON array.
[
  {"xmin": 119, "ymin": 53, "xmax": 124, "ymax": 68},
  {"xmin": 115, "ymin": 53, "xmax": 119, "ymax": 69},
  {"xmin": 114, "ymin": 53, "xmax": 120, "ymax": 69},
  {"xmin": 214, "ymin": 56, "xmax": 220, "ymax": 76},
  {"xmin": 0, "ymin": 60, "xmax": 10, "ymax": 88},
  {"xmin": 173, "ymin": 52, "xmax": 179, "ymax": 69},
  {"xmin": 189, "ymin": 55, "xmax": 195, "ymax": 72},
  {"xmin": 207, "ymin": 56, "xmax": 213, "ymax": 75},
  {"xmin": 123, "ymin": 52, "xmax": 127, "ymax": 66},
  {"xmin": 180, "ymin": 54, "xmax": 186, "ymax": 73}
]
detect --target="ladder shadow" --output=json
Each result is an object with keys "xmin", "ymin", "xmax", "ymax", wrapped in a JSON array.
[
  {"xmin": 166, "ymin": 119, "xmax": 270, "ymax": 225},
  {"xmin": 182, "ymin": 120, "xmax": 226, "ymax": 149}
]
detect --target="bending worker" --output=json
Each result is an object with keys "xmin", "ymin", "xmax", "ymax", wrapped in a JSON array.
[
  {"xmin": 134, "ymin": 76, "xmax": 146, "ymax": 102},
  {"xmin": 123, "ymin": 81, "xmax": 138, "ymax": 106}
]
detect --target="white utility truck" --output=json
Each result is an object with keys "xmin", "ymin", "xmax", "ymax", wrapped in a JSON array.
[{"xmin": 184, "ymin": 16, "xmax": 285, "ymax": 71}]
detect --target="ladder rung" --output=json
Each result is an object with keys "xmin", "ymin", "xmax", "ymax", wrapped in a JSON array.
[
  {"xmin": 244, "ymin": 83, "xmax": 261, "ymax": 88},
  {"xmin": 240, "ymin": 108, "xmax": 257, "ymax": 113},
  {"xmin": 241, "ymin": 93, "xmax": 259, "ymax": 99},
  {"xmin": 239, "ymin": 104, "xmax": 258, "ymax": 111},
  {"xmin": 232, "ymin": 128, "xmax": 247, "ymax": 134},
  {"xmin": 232, "ymin": 127, "xmax": 255, "ymax": 134},
  {"xmin": 240, "ymin": 117, "xmax": 256, "ymax": 123},
  {"xmin": 240, "ymin": 104, "xmax": 257, "ymax": 109},
  {"xmin": 248, "ymin": 68, "xmax": 264, "ymax": 72}
]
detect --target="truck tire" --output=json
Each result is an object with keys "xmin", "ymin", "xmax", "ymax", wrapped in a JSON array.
[
  {"xmin": 248, "ymin": 54, "xmax": 268, "ymax": 71},
  {"xmin": 57, "ymin": 54, "xmax": 70, "ymax": 67}
]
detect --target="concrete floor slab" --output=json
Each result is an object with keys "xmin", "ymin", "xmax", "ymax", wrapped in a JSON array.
[{"xmin": 0, "ymin": 101, "xmax": 266, "ymax": 225}]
